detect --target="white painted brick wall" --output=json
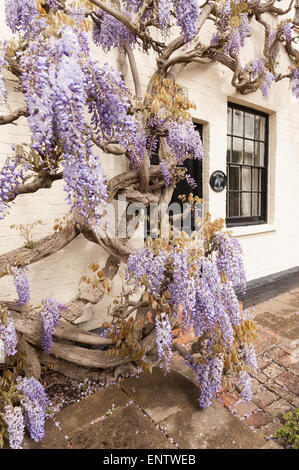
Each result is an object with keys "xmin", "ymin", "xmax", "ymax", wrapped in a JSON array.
[{"xmin": 0, "ymin": 3, "xmax": 298, "ymax": 326}]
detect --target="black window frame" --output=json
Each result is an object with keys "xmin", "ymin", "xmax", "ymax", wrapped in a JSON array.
[{"xmin": 226, "ymin": 102, "xmax": 269, "ymax": 227}]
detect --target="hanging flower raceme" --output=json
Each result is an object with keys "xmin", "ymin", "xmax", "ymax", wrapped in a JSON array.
[
  {"xmin": 0, "ymin": 155, "xmax": 24, "ymax": 220},
  {"xmin": 260, "ymin": 71, "xmax": 276, "ymax": 99},
  {"xmin": 5, "ymin": 0, "xmax": 37, "ymax": 34},
  {"xmin": 175, "ymin": 0, "xmax": 200, "ymax": 42},
  {"xmin": 40, "ymin": 298, "xmax": 67, "ymax": 354},
  {"xmin": 166, "ymin": 118, "xmax": 203, "ymax": 165},
  {"xmin": 291, "ymin": 68, "xmax": 299, "ymax": 99},
  {"xmin": 11, "ymin": 267, "xmax": 30, "ymax": 306},
  {"xmin": 4, "ymin": 405, "xmax": 25, "ymax": 449},
  {"xmin": 126, "ymin": 224, "xmax": 255, "ymax": 407},
  {"xmin": 212, "ymin": 232, "xmax": 246, "ymax": 293},
  {"xmin": 16, "ymin": 376, "xmax": 48, "ymax": 442},
  {"xmin": 0, "ymin": 306, "xmax": 18, "ymax": 357},
  {"xmin": 156, "ymin": 312, "xmax": 173, "ymax": 372},
  {"xmin": 92, "ymin": 9, "xmax": 136, "ymax": 51},
  {"xmin": 0, "ymin": 47, "xmax": 7, "ymax": 105},
  {"xmin": 20, "ymin": 26, "xmax": 145, "ymax": 227}
]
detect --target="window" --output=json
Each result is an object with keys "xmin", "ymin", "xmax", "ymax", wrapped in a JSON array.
[{"xmin": 226, "ymin": 103, "xmax": 268, "ymax": 226}]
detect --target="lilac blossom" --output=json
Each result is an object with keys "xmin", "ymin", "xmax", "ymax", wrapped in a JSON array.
[
  {"xmin": 40, "ymin": 298, "xmax": 67, "ymax": 354},
  {"xmin": 17, "ymin": 376, "xmax": 48, "ymax": 442},
  {"xmin": 0, "ymin": 311, "xmax": 18, "ymax": 356},
  {"xmin": 4, "ymin": 405, "xmax": 25, "ymax": 449},
  {"xmin": 156, "ymin": 312, "xmax": 172, "ymax": 372},
  {"xmin": 12, "ymin": 267, "xmax": 30, "ymax": 306}
]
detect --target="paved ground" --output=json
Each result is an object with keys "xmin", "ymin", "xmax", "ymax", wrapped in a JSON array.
[{"xmin": 22, "ymin": 288, "xmax": 298, "ymax": 450}]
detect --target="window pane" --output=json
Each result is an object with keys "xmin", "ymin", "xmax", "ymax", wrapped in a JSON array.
[
  {"xmin": 255, "ymin": 115, "xmax": 265, "ymax": 140},
  {"xmin": 245, "ymin": 113, "xmax": 254, "ymax": 139},
  {"xmin": 241, "ymin": 193, "xmax": 251, "ymax": 216},
  {"xmin": 227, "ymin": 136, "xmax": 232, "ymax": 161},
  {"xmin": 233, "ymin": 109, "xmax": 243, "ymax": 136},
  {"xmin": 252, "ymin": 168, "xmax": 259, "ymax": 191},
  {"xmin": 227, "ymin": 107, "xmax": 232, "ymax": 134},
  {"xmin": 244, "ymin": 140, "xmax": 254, "ymax": 165},
  {"xmin": 232, "ymin": 137, "xmax": 243, "ymax": 163},
  {"xmin": 229, "ymin": 166, "xmax": 240, "ymax": 190},
  {"xmin": 255, "ymin": 142, "xmax": 265, "ymax": 166},
  {"xmin": 252, "ymin": 193, "xmax": 259, "ymax": 216},
  {"xmin": 242, "ymin": 167, "xmax": 251, "ymax": 191},
  {"xmin": 229, "ymin": 192, "xmax": 240, "ymax": 217}
]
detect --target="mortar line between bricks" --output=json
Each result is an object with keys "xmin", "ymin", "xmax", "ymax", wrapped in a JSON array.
[{"xmin": 119, "ymin": 386, "xmax": 180, "ymax": 448}]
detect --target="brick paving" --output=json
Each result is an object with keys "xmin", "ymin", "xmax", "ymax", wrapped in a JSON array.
[{"xmin": 216, "ymin": 288, "xmax": 299, "ymax": 447}]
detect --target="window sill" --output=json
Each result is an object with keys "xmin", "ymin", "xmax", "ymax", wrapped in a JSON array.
[{"xmin": 229, "ymin": 224, "xmax": 276, "ymax": 237}]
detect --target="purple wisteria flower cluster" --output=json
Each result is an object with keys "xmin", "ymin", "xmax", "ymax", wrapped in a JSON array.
[
  {"xmin": 0, "ymin": 46, "xmax": 7, "ymax": 104},
  {"xmin": 126, "ymin": 227, "xmax": 254, "ymax": 407},
  {"xmin": 4, "ymin": 405, "xmax": 25, "ymax": 449},
  {"xmin": 176, "ymin": 0, "xmax": 200, "ymax": 42},
  {"xmin": 16, "ymin": 376, "xmax": 48, "ymax": 442},
  {"xmin": 92, "ymin": 9, "xmax": 137, "ymax": 52},
  {"xmin": 11, "ymin": 267, "xmax": 30, "ymax": 306},
  {"xmin": 260, "ymin": 71, "xmax": 276, "ymax": 99},
  {"xmin": 291, "ymin": 68, "xmax": 299, "ymax": 98},
  {"xmin": 0, "ymin": 307, "xmax": 18, "ymax": 357},
  {"xmin": 40, "ymin": 298, "xmax": 67, "ymax": 354},
  {"xmin": 156, "ymin": 312, "xmax": 172, "ymax": 371},
  {"xmin": 166, "ymin": 118, "xmax": 203, "ymax": 164},
  {"xmin": 5, "ymin": 0, "xmax": 37, "ymax": 34},
  {"xmin": 0, "ymin": 155, "xmax": 24, "ymax": 220},
  {"xmin": 18, "ymin": 25, "xmax": 146, "ymax": 227},
  {"xmin": 212, "ymin": 232, "xmax": 246, "ymax": 293}
]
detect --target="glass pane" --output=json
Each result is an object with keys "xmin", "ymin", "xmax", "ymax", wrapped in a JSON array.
[
  {"xmin": 255, "ymin": 115, "xmax": 265, "ymax": 140},
  {"xmin": 232, "ymin": 137, "xmax": 243, "ymax": 163},
  {"xmin": 252, "ymin": 168, "xmax": 259, "ymax": 191},
  {"xmin": 244, "ymin": 140, "xmax": 254, "ymax": 165},
  {"xmin": 255, "ymin": 142, "xmax": 265, "ymax": 166},
  {"xmin": 252, "ymin": 193, "xmax": 259, "ymax": 216},
  {"xmin": 245, "ymin": 113, "xmax": 254, "ymax": 139},
  {"xmin": 233, "ymin": 109, "xmax": 243, "ymax": 136},
  {"xmin": 227, "ymin": 136, "xmax": 231, "ymax": 162},
  {"xmin": 241, "ymin": 193, "xmax": 251, "ymax": 216},
  {"xmin": 229, "ymin": 166, "xmax": 240, "ymax": 190},
  {"xmin": 227, "ymin": 107, "xmax": 232, "ymax": 134},
  {"xmin": 229, "ymin": 192, "xmax": 240, "ymax": 217},
  {"xmin": 242, "ymin": 167, "xmax": 251, "ymax": 191}
]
